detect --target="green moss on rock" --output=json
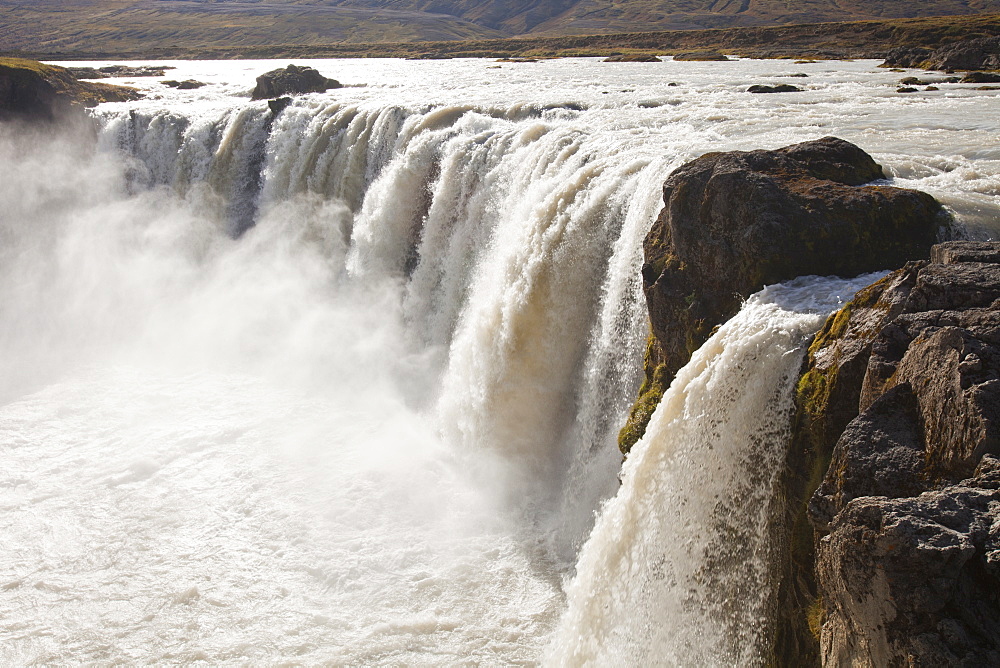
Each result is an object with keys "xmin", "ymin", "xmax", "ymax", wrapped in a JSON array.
[{"xmin": 618, "ymin": 334, "xmax": 669, "ymax": 455}]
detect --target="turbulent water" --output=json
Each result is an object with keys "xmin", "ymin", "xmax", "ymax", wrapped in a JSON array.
[{"xmin": 1, "ymin": 57, "xmax": 998, "ymax": 664}]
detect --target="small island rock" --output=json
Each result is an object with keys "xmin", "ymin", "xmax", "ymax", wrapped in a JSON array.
[
  {"xmin": 251, "ymin": 64, "xmax": 342, "ymax": 100},
  {"xmin": 748, "ymin": 83, "xmax": 803, "ymax": 93},
  {"xmin": 604, "ymin": 54, "xmax": 661, "ymax": 62},
  {"xmin": 673, "ymin": 51, "xmax": 729, "ymax": 61}
]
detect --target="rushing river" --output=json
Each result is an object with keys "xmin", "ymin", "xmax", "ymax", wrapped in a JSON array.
[{"xmin": 0, "ymin": 57, "xmax": 997, "ymax": 664}]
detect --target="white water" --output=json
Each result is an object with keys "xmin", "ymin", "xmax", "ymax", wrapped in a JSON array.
[
  {"xmin": 547, "ymin": 274, "xmax": 881, "ymax": 666},
  {"xmin": 0, "ymin": 57, "xmax": 997, "ymax": 664}
]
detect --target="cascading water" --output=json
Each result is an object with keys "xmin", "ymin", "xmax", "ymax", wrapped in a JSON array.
[
  {"xmin": 546, "ymin": 274, "xmax": 882, "ymax": 666},
  {"xmin": 2, "ymin": 57, "xmax": 997, "ymax": 664}
]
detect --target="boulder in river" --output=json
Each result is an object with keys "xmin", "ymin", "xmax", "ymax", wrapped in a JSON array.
[
  {"xmin": 251, "ymin": 64, "xmax": 342, "ymax": 100},
  {"xmin": 672, "ymin": 51, "xmax": 729, "ymax": 61},
  {"xmin": 748, "ymin": 83, "xmax": 803, "ymax": 93},
  {"xmin": 619, "ymin": 137, "xmax": 953, "ymax": 454},
  {"xmin": 98, "ymin": 65, "xmax": 173, "ymax": 77},
  {"xmin": 163, "ymin": 79, "xmax": 206, "ymax": 89}
]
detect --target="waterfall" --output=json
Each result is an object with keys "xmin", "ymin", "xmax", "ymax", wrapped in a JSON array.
[
  {"xmin": 1, "ymin": 85, "xmax": 888, "ymax": 663},
  {"xmin": 90, "ymin": 99, "xmax": 673, "ymax": 549},
  {"xmin": 547, "ymin": 274, "xmax": 883, "ymax": 666}
]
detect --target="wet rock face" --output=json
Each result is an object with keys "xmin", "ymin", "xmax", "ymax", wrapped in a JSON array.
[
  {"xmin": 803, "ymin": 241, "xmax": 1000, "ymax": 666},
  {"xmin": 621, "ymin": 136, "xmax": 951, "ymax": 454},
  {"xmin": 818, "ymin": 459, "xmax": 1000, "ymax": 667},
  {"xmin": 251, "ymin": 64, "xmax": 342, "ymax": 100}
]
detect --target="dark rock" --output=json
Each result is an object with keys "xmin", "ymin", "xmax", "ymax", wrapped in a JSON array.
[
  {"xmin": 603, "ymin": 54, "xmax": 661, "ymax": 62},
  {"xmin": 791, "ymin": 241, "xmax": 1000, "ymax": 666},
  {"xmin": 162, "ymin": 79, "xmax": 206, "ymax": 90},
  {"xmin": 748, "ymin": 84, "xmax": 803, "ymax": 93},
  {"xmin": 251, "ymin": 64, "xmax": 341, "ymax": 101},
  {"xmin": 620, "ymin": 137, "xmax": 950, "ymax": 455},
  {"xmin": 817, "ymin": 459, "xmax": 1000, "ymax": 667},
  {"xmin": 672, "ymin": 51, "xmax": 729, "ymax": 61},
  {"xmin": 933, "ymin": 241, "xmax": 1000, "ymax": 264},
  {"xmin": 67, "ymin": 67, "xmax": 107, "ymax": 80},
  {"xmin": 924, "ymin": 36, "xmax": 1000, "ymax": 72},
  {"xmin": 977, "ymin": 86, "xmax": 1000, "ymax": 91},
  {"xmin": 896, "ymin": 86, "xmax": 918, "ymax": 93},
  {"xmin": 962, "ymin": 71, "xmax": 1000, "ymax": 83},
  {"xmin": 98, "ymin": 64, "xmax": 173, "ymax": 77},
  {"xmin": 267, "ymin": 96, "xmax": 292, "ymax": 115},
  {"xmin": 809, "ymin": 383, "xmax": 928, "ymax": 530},
  {"xmin": 885, "ymin": 36, "xmax": 1000, "ymax": 72},
  {"xmin": 0, "ymin": 58, "xmax": 142, "ymax": 123},
  {"xmin": 926, "ymin": 86, "xmax": 940, "ymax": 91},
  {"xmin": 900, "ymin": 76, "xmax": 928, "ymax": 85},
  {"xmin": 881, "ymin": 46, "xmax": 932, "ymax": 69}
]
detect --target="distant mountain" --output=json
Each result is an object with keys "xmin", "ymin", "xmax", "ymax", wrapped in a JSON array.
[{"xmin": 1, "ymin": 0, "xmax": 999, "ymax": 54}]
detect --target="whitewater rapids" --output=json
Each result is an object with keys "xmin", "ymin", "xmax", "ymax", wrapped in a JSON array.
[{"xmin": 0, "ymin": 57, "xmax": 997, "ymax": 664}]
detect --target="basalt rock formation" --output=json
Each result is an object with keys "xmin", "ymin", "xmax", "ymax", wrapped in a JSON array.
[
  {"xmin": 251, "ymin": 64, "xmax": 342, "ymax": 100},
  {"xmin": 788, "ymin": 241, "xmax": 1000, "ymax": 667},
  {"xmin": 0, "ymin": 58, "xmax": 141, "ymax": 123},
  {"xmin": 618, "ymin": 136, "xmax": 953, "ymax": 454}
]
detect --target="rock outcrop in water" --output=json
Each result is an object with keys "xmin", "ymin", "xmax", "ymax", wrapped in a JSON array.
[
  {"xmin": 0, "ymin": 58, "xmax": 141, "ymax": 122},
  {"xmin": 882, "ymin": 36, "xmax": 1000, "ymax": 71},
  {"xmin": 618, "ymin": 136, "xmax": 952, "ymax": 453},
  {"xmin": 251, "ymin": 64, "xmax": 342, "ymax": 100},
  {"xmin": 788, "ymin": 241, "xmax": 1000, "ymax": 667}
]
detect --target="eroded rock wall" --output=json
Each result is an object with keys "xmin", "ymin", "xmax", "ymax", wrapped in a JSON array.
[{"xmin": 800, "ymin": 241, "xmax": 1000, "ymax": 666}]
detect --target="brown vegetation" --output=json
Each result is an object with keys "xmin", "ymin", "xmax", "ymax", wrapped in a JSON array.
[{"xmin": 4, "ymin": 13, "xmax": 999, "ymax": 61}]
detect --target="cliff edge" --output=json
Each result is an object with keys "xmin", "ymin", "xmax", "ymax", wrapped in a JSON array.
[
  {"xmin": 0, "ymin": 58, "xmax": 141, "ymax": 123},
  {"xmin": 620, "ymin": 136, "xmax": 954, "ymax": 455},
  {"xmin": 797, "ymin": 241, "xmax": 1000, "ymax": 666}
]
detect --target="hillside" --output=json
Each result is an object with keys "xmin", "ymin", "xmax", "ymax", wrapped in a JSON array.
[
  {"xmin": 6, "ymin": 13, "xmax": 1000, "ymax": 61},
  {"xmin": 1, "ymin": 0, "xmax": 1000, "ymax": 54}
]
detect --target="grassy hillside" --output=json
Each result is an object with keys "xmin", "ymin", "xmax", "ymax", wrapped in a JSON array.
[
  {"xmin": 5, "ymin": 13, "xmax": 999, "ymax": 60},
  {"xmin": 328, "ymin": 0, "xmax": 1000, "ymax": 35},
  {"xmin": 1, "ymin": 0, "xmax": 999, "ymax": 55},
  {"xmin": 0, "ymin": 0, "xmax": 503, "ymax": 54}
]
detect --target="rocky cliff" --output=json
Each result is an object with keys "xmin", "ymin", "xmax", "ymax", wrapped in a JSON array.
[
  {"xmin": 619, "ymin": 137, "xmax": 953, "ymax": 454},
  {"xmin": 797, "ymin": 241, "xmax": 1000, "ymax": 666},
  {"xmin": 621, "ymin": 138, "xmax": 1000, "ymax": 666},
  {"xmin": 0, "ymin": 58, "xmax": 141, "ymax": 123}
]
